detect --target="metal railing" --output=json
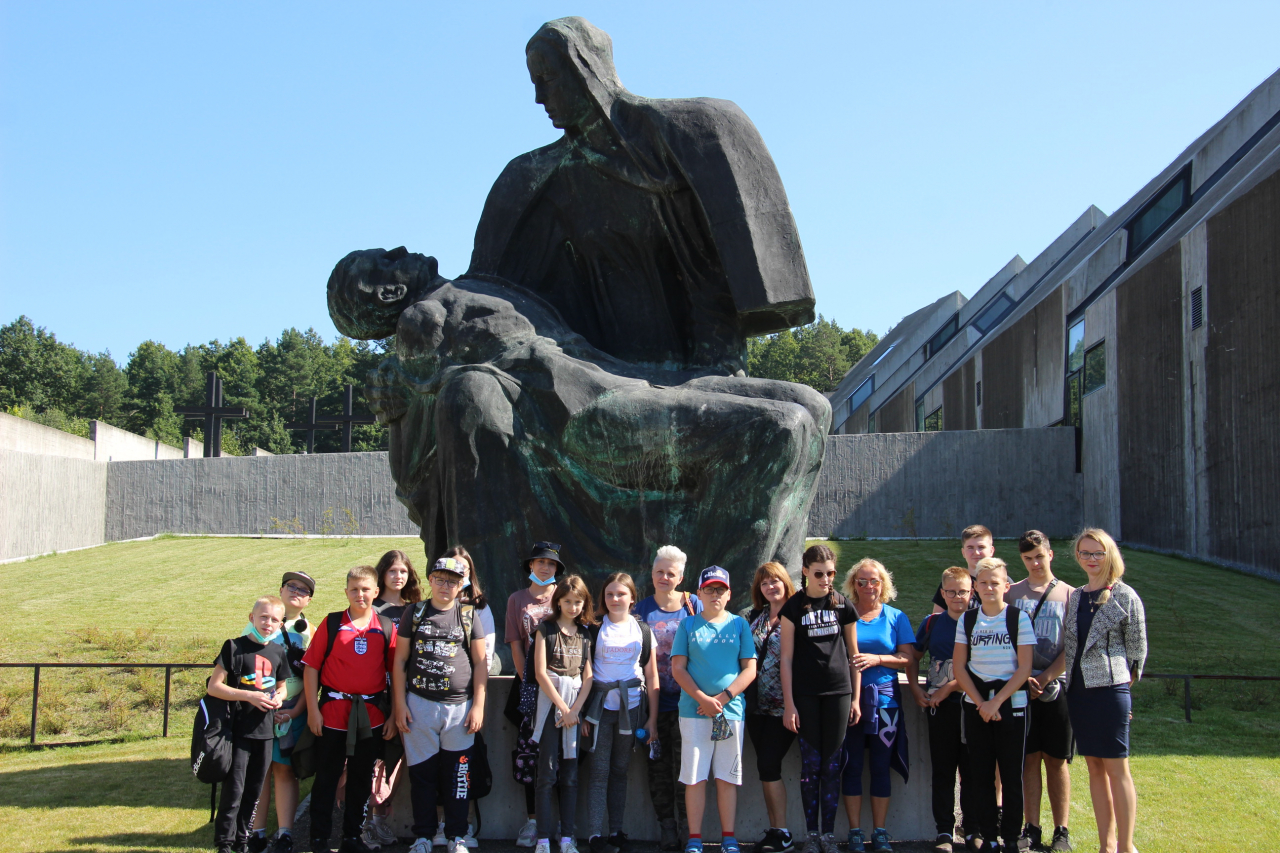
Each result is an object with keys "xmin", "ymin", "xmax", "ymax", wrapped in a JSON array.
[
  {"xmin": 0, "ymin": 661, "xmax": 211, "ymax": 745},
  {"xmin": 1141, "ymin": 673, "xmax": 1280, "ymax": 722},
  {"xmin": 1, "ymin": 663, "xmax": 1277, "ymax": 744}
]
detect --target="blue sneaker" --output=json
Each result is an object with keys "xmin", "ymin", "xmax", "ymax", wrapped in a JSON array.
[
  {"xmin": 869, "ymin": 829, "xmax": 892, "ymax": 852},
  {"xmin": 721, "ymin": 838, "xmax": 741, "ymax": 853},
  {"xmin": 684, "ymin": 840, "xmax": 703, "ymax": 853},
  {"xmin": 847, "ymin": 830, "xmax": 866, "ymax": 853}
]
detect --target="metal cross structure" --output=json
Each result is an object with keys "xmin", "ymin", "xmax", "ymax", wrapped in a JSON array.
[
  {"xmin": 319, "ymin": 384, "xmax": 377, "ymax": 453},
  {"xmin": 173, "ymin": 372, "xmax": 249, "ymax": 458},
  {"xmin": 284, "ymin": 397, "xmax": 339, "ymax": 454}
]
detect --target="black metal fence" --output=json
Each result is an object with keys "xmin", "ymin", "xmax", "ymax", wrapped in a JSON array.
[
  {"xmin": 1, "ymin": 663, "xmax": 1277, "ymax": 745},
  {"xmin": 0, "ymin": 661, "xmax": 211, "ymax": 745}
]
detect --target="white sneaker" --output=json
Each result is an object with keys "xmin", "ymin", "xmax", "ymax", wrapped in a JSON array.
[
  {"xmin": 360, "ymin": 823, "xmax": 384, "ymax": 850},
  {"xmin": 409, "ymin": 839, "xmax": 432, "ymax": 853},
  {"xmin": 463, "ymin": 825, "xmax": 479, "ymax": 849},
  {"xmin": 369, "ymin": 819, "xmax": 398, "ymax": 847},
  {"xmin": 561, "ymin": 838, "xmax": 580, "ymax": 853},
  {"xmin": 449, "ymin": 839, "xmax": 468, "ymax": 853},
  {"xmin": 535, "ymin": 841, "xmax": 552, "ymax": 853},
  {"xmin": 516, "ymin": 819, "xmax": 539, "ymax": 848},
  {"xmin": 433, "ymin": 820, "xmax": 447, "ymax": 848}
]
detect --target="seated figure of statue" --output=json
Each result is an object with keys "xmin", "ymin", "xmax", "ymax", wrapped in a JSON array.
[{"xmin": 327, "ymin": 17, "xmax": 830, "ymax": 608}]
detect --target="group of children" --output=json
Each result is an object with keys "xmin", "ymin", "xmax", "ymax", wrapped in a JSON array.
[{"xmin": 208, "ymin": 526, "xmax": 1146, "ymax": 853}]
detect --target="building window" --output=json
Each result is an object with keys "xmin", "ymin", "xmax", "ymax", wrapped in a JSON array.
[
  {"xmin": 1191, "ymin": 286, "xmax": 1204, "ymax": 330},
  {"xmin": 1067, "ymin": 320, "xmax": 1086, "ymax": 372},
  {"xmin": 973, "ymin": 293, "xmax": 1015, "ymax": 334},
  {"xmin": 924, "ymin": 407, "xmax": 943, "ymax": 431},
  {"xmin": 847, "ymin": 376, "xmax": 874, "ymax": 417},
  {"xmin": 975, "ymin": 380, "xmax": 982, "ymax": 406},
  {"xmin": 1126, "ymin": 167, "xmax": 1191, "ymax": 260},
  {"xmin": 1084, "ymin": 341, "xmax": 1106, "ymax": 395},
  {"xmin": 867, "ymin": 411, "xmax": 876, "ymax": 433},
  {"xmin": 871, "ymin": 343, "xmax": 897, "ymax": 366},
  {"xmin": 925, "ymin": 313, "xmax": 959, "ymax": 359}
]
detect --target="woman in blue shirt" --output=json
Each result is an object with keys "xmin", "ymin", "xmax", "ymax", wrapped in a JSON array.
[{"xmin": 840, "ymin": 559, "xmax": 916, "ymax": 853}]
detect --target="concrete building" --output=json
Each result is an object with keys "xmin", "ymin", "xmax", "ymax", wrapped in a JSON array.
[{"xmin": 828, "ymin": 67, "xmax": 1280, "ymax": 574}]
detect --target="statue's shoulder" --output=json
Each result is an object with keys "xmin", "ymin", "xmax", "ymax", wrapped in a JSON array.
[{"xmin": 469, "ymin": 139, "xmax": 569, "ymax": 275}]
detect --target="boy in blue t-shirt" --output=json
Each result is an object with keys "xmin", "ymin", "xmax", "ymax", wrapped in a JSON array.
[
  {"xmin": 633, "ymin": 545, "xmax": 703, "ymax": 850},
  {"xmin": 907, "ymin": 566, "xmax": 974, "ymax": 852},
  {"xmin": 670, "ymin": 566, "xmax": 757, "ymax": 853}
]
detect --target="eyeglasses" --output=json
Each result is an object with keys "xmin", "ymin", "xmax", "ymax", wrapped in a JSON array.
[
  {"xmin": 941, "ymin": 588, "xmax": 971, "ymax": 598},
  {"xmin": 431, "ymin": 576, "xmax": 463, "ymax": 588},
  {"xmin": 1077, "ymin": 550, "xmax": 1106, "ymax": 560},
  {"xmin": 700, "ymin": 585, "xmax": 731, "ymax": 595},
  {"xmin": 284, "ymin": 583, "xmax": 313, "ymax": 597},
  {"xmin": 855, "ymin": 577, "xmax": 882, "ymax": 587}
]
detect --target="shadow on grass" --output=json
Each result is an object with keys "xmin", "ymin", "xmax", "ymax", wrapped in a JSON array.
[{"xmin": 0, "ymin": 755, "xmax": 209, "ymax": 809}]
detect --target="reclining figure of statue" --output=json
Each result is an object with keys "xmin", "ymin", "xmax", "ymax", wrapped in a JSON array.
[{"xmin": 326, "ymin": 17, "xmax": 830, "ymax": 606}]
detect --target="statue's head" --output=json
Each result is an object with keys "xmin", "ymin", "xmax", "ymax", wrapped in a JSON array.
[
  {"xmin": 327, "ymin": 247, "xmax": 443, "ymax": 339},
  {"xmin": 526, "ymin": 17, "xmax": 624, "ymax": 132}
]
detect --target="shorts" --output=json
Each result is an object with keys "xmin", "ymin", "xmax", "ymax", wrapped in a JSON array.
[
  {"xmin": 1025, "ymin": 689, "xmax": 1074, "ymax": 761},
  {"xmin": 403, "ymin": 692, "xmax": 474, "ymax": 765},
  {"xmin": 678, "ymin": 716, "xmax": 743, "ymax": 786}
]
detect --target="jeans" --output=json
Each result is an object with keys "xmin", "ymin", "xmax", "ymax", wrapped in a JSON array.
[
  {"xmin": 309, "ymin": 726, "xmax": 383, "ymax": 844},
  {"xmin": 585, "ymin": 708, "xmax": 634, "ymax": 837}
]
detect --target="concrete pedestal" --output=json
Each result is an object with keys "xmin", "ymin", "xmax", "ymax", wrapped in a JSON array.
[{"xmin": 386, "ymin": 677, "xmax": 937, "ymax": 843}]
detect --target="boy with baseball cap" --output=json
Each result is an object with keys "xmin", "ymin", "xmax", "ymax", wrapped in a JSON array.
[
  {"xmin": 670, "ymin": 567, "xmax": 758, "ymax": 853},
  {"xmin": 394, "ymin": 557, "xmax": 489, "ymax": 853}
]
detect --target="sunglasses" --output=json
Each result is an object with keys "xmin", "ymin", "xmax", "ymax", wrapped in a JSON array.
[
  {"xmin": 855, "ymin": 577, "xmax": 882, "ymax": 587},
  {"xmin": 284, "ymin": 583, "xmax": 313, "ymax": 597},
  {"xmin": 535, "ymin": 541, "xmax": 561, "ymax": 553}
]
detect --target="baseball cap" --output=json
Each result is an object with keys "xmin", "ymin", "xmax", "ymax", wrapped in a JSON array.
[
  {"xmin": 698, "ymin": 565, "xmax": 731, "ymax": 590},
  {"xmin": 281, "ymin": 571, "xmax": 316, "ymax": 595},
  {"xmin": 432, "ymin": 557, "xmax": 467, "ymax": 576}
]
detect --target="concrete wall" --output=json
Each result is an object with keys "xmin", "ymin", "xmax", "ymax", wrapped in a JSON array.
[
  {"xmin": 90, "ymin": 419, "xmax": 184, "ymax": 461},
  {"xmin": 106, "ymin": 451, "xmax": 415, "ymax": 540},
  {"xmin": 385, "ymin": 676, "xmax": 936, "ymax": 842},
  {"xmin": 0, "ymin": 449, "xmax": 106, "ymax": 561},
  {"xmin": 809, "ymin": 429, "xmax": 1081, "ymax": 540},
  {"xmin": 0, "ymin": 411, "xmax": 96, "ymax": 460}
]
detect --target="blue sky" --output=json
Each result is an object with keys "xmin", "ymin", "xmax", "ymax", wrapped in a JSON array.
[{"xmin": 3, "ymin": 1, "xmax": 1278, "ymax": 361}]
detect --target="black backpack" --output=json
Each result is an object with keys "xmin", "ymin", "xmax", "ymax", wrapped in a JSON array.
[{"xmin": 190, "ymin": 694, "xmax": 236, "ymax": 783}]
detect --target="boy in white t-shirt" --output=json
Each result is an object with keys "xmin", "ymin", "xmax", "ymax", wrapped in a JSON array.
[{"xmin": 953, "ymin": 558, "xmax": 1035, "ymax": 853}]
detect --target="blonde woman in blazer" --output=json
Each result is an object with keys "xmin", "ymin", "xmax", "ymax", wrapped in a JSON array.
[{"xmin": 1064, "ymin": 529, "xmax": 1146, "ymax": 853}]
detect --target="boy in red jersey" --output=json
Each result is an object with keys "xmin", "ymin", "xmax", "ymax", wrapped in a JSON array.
[{"xmin": 302, "ymin": 566, "xmax": 399, "ymax": 853}]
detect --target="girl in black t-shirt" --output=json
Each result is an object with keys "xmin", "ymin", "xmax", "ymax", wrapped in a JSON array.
[{"xmin": 780, "ymin": 545, "xmax": 861, "ymax": 853}]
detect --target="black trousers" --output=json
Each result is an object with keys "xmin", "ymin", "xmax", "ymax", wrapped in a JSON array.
[
  {"xmin": 926, "ymin": 700, "xmax": 972, "ymax": 837},
  {"xmin": 409, "ymin": 750, "xmax": 470, "ymax": 840},
  {"xmin": 215, "ymin": 736, "xmax": 274, "ymax": 846},
  {"xmin": 963, "ymin": 698, "xmax": 1027, "ymax": 844},
  {"xmin": 309, "ymin": 726, "xmax": 383, "ymax": 845}
]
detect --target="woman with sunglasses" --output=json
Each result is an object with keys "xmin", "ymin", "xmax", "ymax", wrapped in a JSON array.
[
  {"xmin": 779, "ymin": 544, "xmax": 860, "ymax": 853},
  {"xmin": 1064, "ymin": 529, "xmax": 1146, "ymax": 853},
  {"xmin": 839, "ymin": 559, "xmax": 914, "ymax": 853}
]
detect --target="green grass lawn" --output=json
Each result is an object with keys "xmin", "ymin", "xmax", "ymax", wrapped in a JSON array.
[{"xmin": 0, "ymin": 536, "xmax": 1277, "ymax": 851}]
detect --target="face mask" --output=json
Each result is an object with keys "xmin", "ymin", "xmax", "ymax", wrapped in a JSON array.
[
  {"xmin": 460, "ymin": 577, "xmax": 471, "ymax": 590},
  {"xmin": 529, "ymin": 571, "xmax": 556, "ymax": 586},
  {"xmin": 244, "ymin": 622, "xmax": 281, "ymax": 645}
]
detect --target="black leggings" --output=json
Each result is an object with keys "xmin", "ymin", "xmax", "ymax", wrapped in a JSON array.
[
  {"xmin": 794, "ymin": 693, "xmax": 851, "ymax": 834},
  {"xmin": 745, "ymin": 713, "xmax": 796, "ymax": 782},
  {"xmin": 310, "ymin": 726, "xmax": 383, "ymax": 845}
]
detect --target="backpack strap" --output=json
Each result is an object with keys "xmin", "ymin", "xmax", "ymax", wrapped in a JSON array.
[
  {"xmin": 1028, "ymin": 579, "xmax": 1059, "ymax": 628},
  {"xmin": 1005, "ymin": 604, "xmax": 1020, "ymax": 647},
  {"xmin": 459, "ymin": 604, "xmax": 475, "ymax": 647},
  {"xmin": 637, "ymin": 617, "xmax": 654, "ymax": 667},
  {"xmin": 921, "ymin": 613, "xmax": 936, "ymax": 652},
  {"xmin": 682, "ymin": 592, "xmax": 695, "ymax": 616},
  {"xmin": 316, "ymin": 611, "xmax": 344, "ymax": 686}
]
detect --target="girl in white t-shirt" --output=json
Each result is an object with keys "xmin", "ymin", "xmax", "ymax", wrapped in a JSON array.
[
  {"xmin": 953, "ymin": 558, "xmax": 1035, "ymax": 852},
  {"xmin": 581, "ymin": 572, "xmax": 659, "ymax": 853}
]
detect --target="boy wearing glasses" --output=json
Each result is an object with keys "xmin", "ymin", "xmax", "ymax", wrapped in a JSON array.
[
  {"xmin": 249, "ymin": 571, "xmax": 317, "ymax": 853},
  {"xmin": 908, "ymin": 567, "xmax": 973, "ymax": 853},
  {"xmin": 670, "ymin": 566, "xmax": 758, "ymax": 853},
  {"xmin": 1008, "ymin": 532, "xmax": 1074, "ymax": 852},
  {"xmin": 393, "ymin": 558, "xmax": 489, "ymax": 853}
]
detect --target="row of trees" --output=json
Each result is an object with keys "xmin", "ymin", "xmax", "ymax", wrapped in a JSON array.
[
  {"xmin": 1, "ymin": 314, "xmax": 879, "ymax": 453},
  {"xmin": 0, "ymin": 317, "xmax": 386, "ymax": 454}
]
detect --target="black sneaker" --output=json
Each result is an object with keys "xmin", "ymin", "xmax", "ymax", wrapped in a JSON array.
[
  {"xmin": 589, "ymin": 837, "xmax": 610, "ymax": 853},
  {"xmin": 271, "ymin": 833, "xmax": 295, "ymax": 853},
  {"xmin": 309, "ymin": 839, "xmax": 331, "ymax": 853},
  {"xmin": 1017, "ymin": 824, "xmax": 1040, "ymax": 851},
  {"xmin": 932, "ymin": 834, "xmax": 954, "ymax": 853},
  {"xmin": 606, "ymin": 833, "xmax": 630, "ymax": 853},
  {"xmin": 247, "ymin": 834, "xmax": 270, "ymax": 853},
  {"xmin": 338, "ymin": 837, "xmax": 375, "ymax": 853},
  {"xmin": 1048, "ymin": 827, "xmax": 1071, "ymax": 852},
  {"xmin": 756, "ymin": 829, "xmax": 794, "ymax": 853}
]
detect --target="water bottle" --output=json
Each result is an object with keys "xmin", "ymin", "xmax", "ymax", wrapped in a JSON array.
[{"xmin": 649, "ymin": 738, "xmax": 662, "ymax": 760}]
